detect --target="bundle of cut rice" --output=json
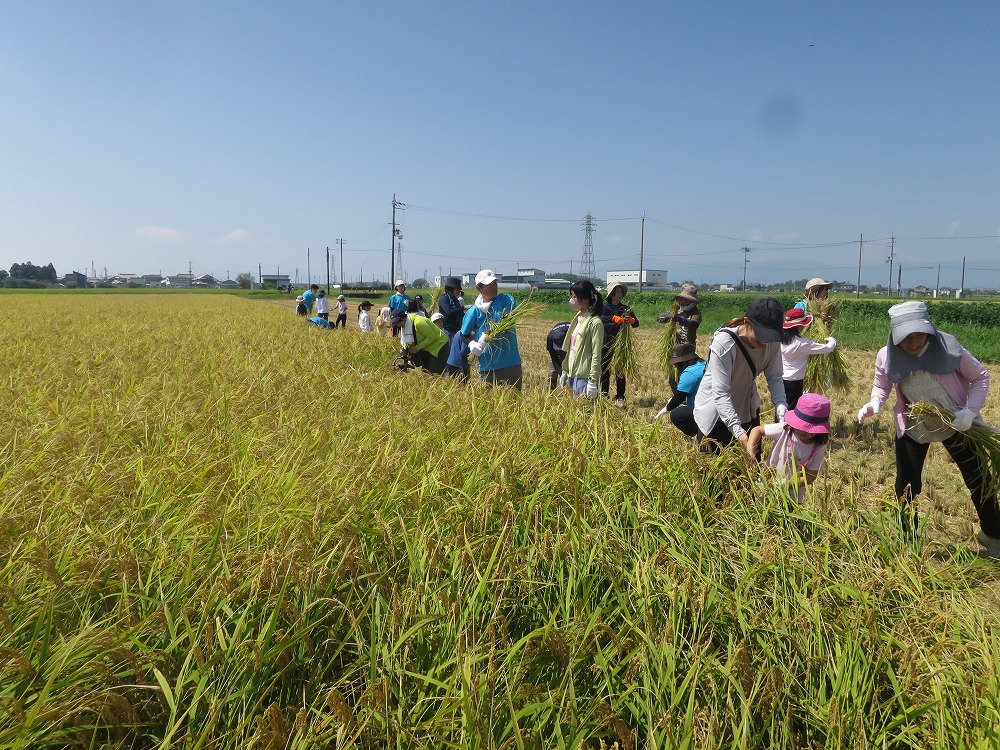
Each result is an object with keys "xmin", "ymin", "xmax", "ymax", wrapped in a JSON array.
[
  {"xmin": 657, "ymin": 301, "xmax": 680, "ymax": 369},
  {"xmin": 908, "ymin": 401, "xmax": 1000, "ymax": 498},
  {"xmin": 483, "ymin": 295, "xmax": 546, "ymax": 343},
  {"xmin": 803, "ymin": 299, "xmax": 850, "ymax": 392},
  {"xmin": 610, "ymin": 308, "xmax": 639, "ymax": 379}
]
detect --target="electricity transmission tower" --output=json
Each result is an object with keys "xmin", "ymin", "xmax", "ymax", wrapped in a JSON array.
[{"xmin": 580, "ymin": 213, "xmax": 596, "ymax": 280}]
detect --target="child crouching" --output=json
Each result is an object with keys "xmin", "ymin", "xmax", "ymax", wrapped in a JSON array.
[{"xmin": 747, "ymin": 393, "xmax": 831, "ymax": 503}]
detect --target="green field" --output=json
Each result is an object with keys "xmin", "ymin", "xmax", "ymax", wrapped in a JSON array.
[{"xmin": 2, "ymin": 293, "xmax": 1000, "ymax": 749}]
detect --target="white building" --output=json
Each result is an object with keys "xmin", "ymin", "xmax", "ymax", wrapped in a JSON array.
[{"xmin": 606, "ymin": 269, "xmax": 668, "ymax": 290}]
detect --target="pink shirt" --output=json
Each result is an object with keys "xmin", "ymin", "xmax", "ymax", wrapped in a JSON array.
[
  {"xmin": 763, "ymin": 422, "xmax": 825, "ymax": 502},
  {"xmin": 869, "ymin": 345, "xmax": 990, "ymax": 438}
]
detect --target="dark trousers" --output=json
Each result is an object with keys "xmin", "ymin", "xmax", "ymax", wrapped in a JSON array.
[
  {"xmin": 669, "ymin": 404, "xmax": 699, "ymax": 438},
  {"xmin": 698, "ymin": 414, "xmax": 761, "ymax": 454},
  {"xmin": 895, "ymin": 433, "xmax": 1000, "ymax": 537},
  {"xmin": 547, "ymin": 349, "xmax": 566, "ymax": 391},
  {"xmin": 335, "ymin": 313, "xmax": 347, "ymax": 328},
  {"xmin": 783, "ymin": 379, "xmax": 804, "ymax": 410},
  {"xmin": 600, "ymin": 350, "xmax": 625, "ymax": 399}
]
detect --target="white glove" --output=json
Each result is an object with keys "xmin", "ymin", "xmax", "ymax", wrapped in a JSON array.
[
  {"xmin": 952, "ymin": 407, "xmax": 976, "ymax": 432},
  {"xmin": 826, "ymin": 337, "xmax": 837, "ymax": 348},
  {"xmin": 775, "ymin": 403, "xmax": 788, "ymax": 423},
  {"xmin": 585, "ymin": 380, "xmax": 599, "ymax": 399},
  {"xmin": 467, "ymin": 333, "xmax": 488, "ymax": 357},
  {"xmin": 857, "ymin": 400, "xmax": 880, "ymax": 423},
  {"xmin": 558, "ymin": 372, "xmax": 568, "ymax": 388}
]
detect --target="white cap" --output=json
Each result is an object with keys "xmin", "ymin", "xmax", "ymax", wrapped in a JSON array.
[
  {"xmin": 394, "ymin": 279, "xmax": 405, "ymax": 288},
  {"xmin": 430, "ymin": 312, "xmax": 445, "ymax": 323},
  {"xmin": 475, "ymin": 269, "xmax": 498, "ymax": 286}
]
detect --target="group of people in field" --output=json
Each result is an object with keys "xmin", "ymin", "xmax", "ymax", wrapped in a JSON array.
[{"xmin": 301, "ymin": 273, "xmax": 1000, "ymax": 556}]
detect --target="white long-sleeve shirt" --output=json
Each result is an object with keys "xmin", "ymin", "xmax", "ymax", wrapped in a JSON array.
[
  {"xmin": 694, "ymin": 327, "xmax": 786, "ymax": 439},
  {"xmin": 781, "ymin": 335, "xmax": 836, "ymax": 380}
]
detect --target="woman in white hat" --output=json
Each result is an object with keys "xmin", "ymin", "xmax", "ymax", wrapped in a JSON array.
[{"xmin": 858, "ymin": 300, "xmax": 999, "ymax": 552}]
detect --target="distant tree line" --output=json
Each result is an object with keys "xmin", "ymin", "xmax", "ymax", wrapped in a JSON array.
[{"xmin": 2, "ymin": 262, "xmax": 59, "ymax": 288}]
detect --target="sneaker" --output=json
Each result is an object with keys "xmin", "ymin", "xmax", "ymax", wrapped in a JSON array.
[
  {"xmin": 614, "ymin": 397, "xmax": 626, "ymax": 408},
  {"xmin": 976, "ymin": 531, "xmax": 1000, "ymax": 557}
]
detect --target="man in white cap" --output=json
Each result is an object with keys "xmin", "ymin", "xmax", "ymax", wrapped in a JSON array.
[
  {"xmin": 388, "ymin": 280, "xmax": 411, "ymax": 336},
  {"xmin": 460, "ymin": 269, "xmax": 522, "ymax": 389},
  {"xmin": 858, "ymin": 300, "xmax": 1000, "ymax": 552}
]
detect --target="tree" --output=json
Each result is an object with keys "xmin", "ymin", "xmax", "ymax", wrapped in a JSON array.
[
  {"xmin": 236, "ymin": 272, "xmax": 254, "ymax": 290},
  {"xmin": 0, "ymin": 270, "xmax": 7, "ymax": 285},
  {"xmin": 9, "ymin": 261, "xmax": 58, "ymax": 284},
  {"xmin": 412, "ymin": 278, "xmax": 429, "ymax": 288}
]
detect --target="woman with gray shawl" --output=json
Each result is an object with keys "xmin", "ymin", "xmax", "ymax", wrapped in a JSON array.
[{"xmin": 857, "ymin": 301, "xmax": 999, "ymax": 553}]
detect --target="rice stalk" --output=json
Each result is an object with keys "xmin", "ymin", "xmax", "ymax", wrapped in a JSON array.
[
  {"xmin": 803, "ymin": 314, "xmax": 850, "ymax": 393},
  {"xmin": 657, "ymin": 301, "xmax": 681, "ymax": 369},
  {"xmin": 908, "ymin": 401, "xmax": 1000, "ymax": 498},
  {"xmin": 483, "ymin": 294, "xmax": 545, "ymax": 343},
  {"xmin": 610, "ymin": 310, "xmax": 639, "ymax": 379}
]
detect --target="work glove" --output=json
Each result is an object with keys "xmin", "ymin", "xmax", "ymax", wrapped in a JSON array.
[
  {"xmin": 826, "ymin": 337, "xmax": 837, "ymax": 348},
  {"xmin": 611, "ymin": 315, "xmax": 624, "ymax": 324},
  {"xmin": 775, "ymin": 403, "xmax": 788, "ymax": 423},
  {"xmin": 468, "ymin": 333, "xmax": 488, "ymax": 357},
  {"xmin": 585, "ymin": 380, "xmax": 599, "ymax": 399},
  {"xmin": 657, "ymin": 312, "xmax": 673, "ymax": 324},
  {"xmin": 857, "ymin": 400, "xmax": 880, "ymax": 423},
  {"xmin": 952, "ymin": 407, "xmax": 976, "ymax": 432},
  {"xmin": 558, "ymin": 372, "xmax": 568, "ymax": 388},
  {"xmin": 624, "ymin": 315, "xmax": 637, "ymax": 325}
]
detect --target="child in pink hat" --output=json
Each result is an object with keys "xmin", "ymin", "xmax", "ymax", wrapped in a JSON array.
[{"xmin": 748, "ymin": 393, "xmax": 831, "ymax": 503}]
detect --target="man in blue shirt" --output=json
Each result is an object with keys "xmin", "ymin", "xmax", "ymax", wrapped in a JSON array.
[
  {"xmin": 388, "ymin": 280, "xmax": 411, "ymax": 336},
  {"xmin": 461, "ymin": 269, "xmax": 522, "ymax": 390},
  {"xmin": 301, "ymin": 284, "xmax": 318, "ymax": 315}
]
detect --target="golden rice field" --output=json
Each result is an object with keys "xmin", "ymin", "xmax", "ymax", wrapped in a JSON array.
[{"xmin": 2, "ymin": 293, "xmax": 1000, "ymax": 749}]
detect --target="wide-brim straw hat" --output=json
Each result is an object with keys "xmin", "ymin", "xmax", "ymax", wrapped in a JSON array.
[
  {"xmin": 606, "ymin": 282, "xmax": 628, "ymax": 299},
  {"xmin": 805, "ymin": 277, "xmax": 833, "ymax": 293},
  {"xmin": 676, "ymin": 284, "xmax": 700, "ymax": 303}
]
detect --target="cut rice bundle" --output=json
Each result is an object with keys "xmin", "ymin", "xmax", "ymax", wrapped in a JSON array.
[
  {"xmin": 908, "ymin": 401, "xmax": 1000, "ymax": 498},
  {"xmin": 803, "ymin": 300, "xmax": 850, "ymax": 393},
  {"xmin": 483, "ymin": 295, "xmax": 546, "ymax": 343},
  {"xmin": 610, "ymin": 311, "xmax": 639, "ymax": 379}
]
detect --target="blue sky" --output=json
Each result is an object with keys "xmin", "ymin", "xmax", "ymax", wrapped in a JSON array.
[{"xmin": 2, "ymin": 2, "xmax": 999, "ymax": 290}]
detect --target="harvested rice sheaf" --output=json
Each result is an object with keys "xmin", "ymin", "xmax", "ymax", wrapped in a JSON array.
[
  {"xmin": 803, "ymin": 300, "xmax": 850, "ymax": 393},
  {"xmin": 908, "ymin": 400, "xmax": 1000, "ymax": 498},
  {"xmin": 483, "ymin": 295, "xmax": 545, "ymax": 343},
  {"xmin": 610, "ymin": 311, "xmax": 639, "ymax": 379}
]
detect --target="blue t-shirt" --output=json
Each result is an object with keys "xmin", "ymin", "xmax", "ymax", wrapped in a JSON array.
[
  {"xmin": 306, "ymin": 316, "xmax": 333, "ymax": 329},
  {"xmin": 446, "ymin": 328, "xmax": 470, "ymax": 369},
  {"xmin": 302, "ymin": 289, "xmax": 316, "ymax": 312},
  {"xmin": 460, "ymin": 294, "xmax": 521, "ymax": 372},
  {"xmin": 676, "ymin": 360, "xmax": 706, "ymax": 405},
  {"xmin": 388, "ymin": 293, "xmax": 411, "ymax": 311}
]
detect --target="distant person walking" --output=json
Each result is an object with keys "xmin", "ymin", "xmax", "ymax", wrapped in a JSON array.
[{"xmin": 334, "ymin": 295, "xmax": 348, "ymax": 328}]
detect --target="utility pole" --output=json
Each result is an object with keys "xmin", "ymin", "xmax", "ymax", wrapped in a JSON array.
[
  {"xmin": 935, "ymin": 264, "xmax": 941, "ymax": 298},
  {"xmin": 741, "ymin": 247, "xmax": 751, "ymax": 292},
  {"xmin": 856, "ymin": 233, "xmax": 863, "ymax": 298},
  {"xmin": 325, "ymin": 247, "xmax": 331, "ymax": 291},
  {"xmin": 960, "ymin": 256, "xmax": 966, "ymax": 298},
  {"xmin": 897, "ymin": 266, "xmax": 902, "ymax": 296},
  {"xmin": 307, "ymin": 247, "xmax": 311, "ymax": 286},
  {"xmin": 638, "ymin": 211, "xmax": 645, "ymax": 293},
  {"xmin": 886, "ymin": 235, "xmax": 895, "ymax": 297},
  {"xmin": 337, "ymin": 239, "xmax": 345, "ymax": 289}
]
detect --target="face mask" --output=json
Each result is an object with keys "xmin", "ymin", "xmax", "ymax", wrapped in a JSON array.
[{"xmin": 568, "ymin": 297, "xmax": 581, "ymax": 311}]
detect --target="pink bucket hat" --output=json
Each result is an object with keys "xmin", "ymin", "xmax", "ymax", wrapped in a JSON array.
[{"xmin": 784, "ymin": 393, "xmax": 831, "ymax": 434}]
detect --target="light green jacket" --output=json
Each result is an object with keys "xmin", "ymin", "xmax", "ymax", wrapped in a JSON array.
[{"xmin": 563, "ymin": 312, "xmax": 604, "ymax": 383}]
